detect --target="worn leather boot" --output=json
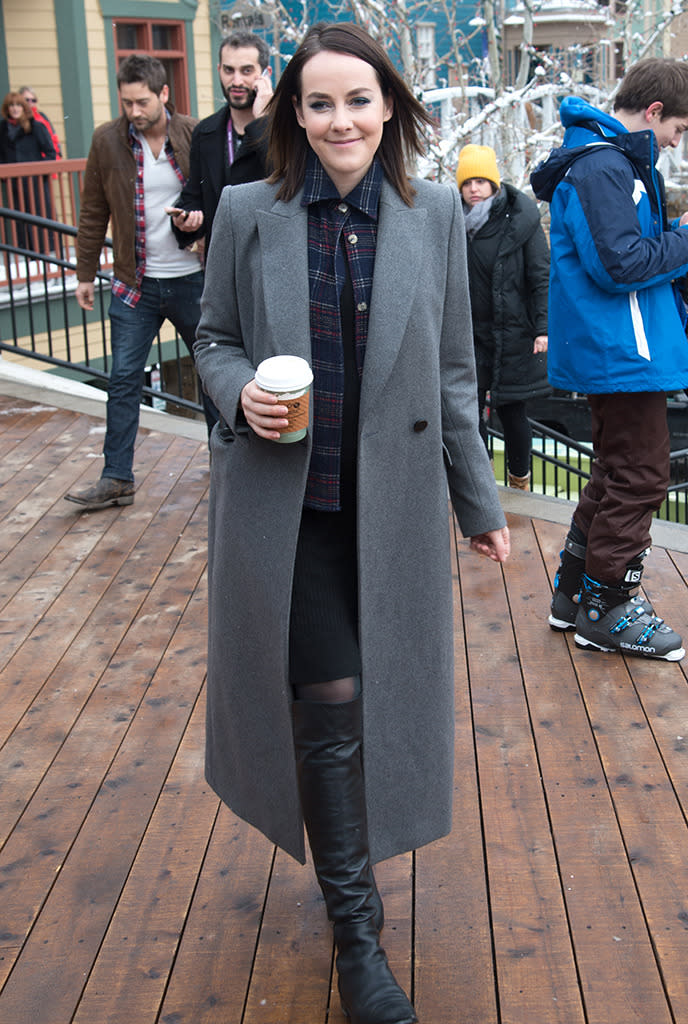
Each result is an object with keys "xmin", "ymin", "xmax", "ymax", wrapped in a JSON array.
[
  {"xmin": 292, "ymin": 697, "xmax": 416, "ymax": 1024},
  {"xmin": 507, "ymin": 471, "xmax": 530, "ymax": 490},
  {"xmin": 65, "ymin": 476, "xmax": 134, "ymax": 510}
]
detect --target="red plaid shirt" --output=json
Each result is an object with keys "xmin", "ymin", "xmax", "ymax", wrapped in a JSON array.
[{"xmin": 111, "ymin": 115, "xmax": 186, "ymax": 308}]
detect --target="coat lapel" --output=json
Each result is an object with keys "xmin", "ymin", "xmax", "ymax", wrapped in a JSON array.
[
  {"xmin": 360, "ymin": 181, "xmax": 427, "ymax": 422},
  {"xmin": 257, "ymin": 193, "xmax": 311, "ymax": 362}
]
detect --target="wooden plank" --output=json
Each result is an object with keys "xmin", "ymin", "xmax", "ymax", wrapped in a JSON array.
[
  {"xmin": 568, "ymin": 546, "xmax": 688, "ymax": 1023},
  {"xmin": 158, "ymin": 805, "xmax": 275, "ymax": 1024},
  {"xmin": 0, "ymin": 436, "xmax": 208, "ymax": 746},
  {"xmin": 414, "ymin": 518, "xmax": 498, "ymax": 1024},
  {"xmin": 0, "ymin": 417, "xmax": 175, "ymax": 589},
  {"xmin": 0, "ymin": 408, "xmax": 96, "ymax": 518},
  {"xmin": 0, "ymin": 494, "xmax": 104, "ymax": 611},
  {"xmin": 0, "ymin": 485, "xmax": 208, "ymax": 849},
  {"xmin": 628, "ymin": 546, "xmax": 688, "ymax": 820},
  {"xmin": 242, "ymin": 846, "xmax": 333, "ymax": 1024},
  {"xmin": 0, "ymin": 395, "xmax": 46, "ymax": 441},
  {"xmin": 0, "ymin": 523, "xmax": 207, "ymax": 965},
  {"xmin": 463, "ymin": 516, "xmax": 586, "ymax": 1024},
  {"xmin": 0, "ymin": 563, "xmax": 209, "ymax": 1020},
  {"xmin": 0, "ymin": 402, "xmax": 71, "ymax": 473},
  {"xmin": 2, "ymin": 413, "xmax": 687, "ymax": 1024},
  {"xmin": 70, "ymin": 695, "xmax": 219, "ymax": 1024},
  {"xmin": 526, "ymin": 515, "xmax": 674, "ymax": 1024}
]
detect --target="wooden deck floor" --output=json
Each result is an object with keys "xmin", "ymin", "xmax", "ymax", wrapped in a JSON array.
[{"xmin": 1, "ymin": 392, "xmax": 688, "ymax": 1024}]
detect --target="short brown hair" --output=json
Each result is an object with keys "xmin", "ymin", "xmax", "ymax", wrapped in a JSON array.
[
  {"xmin": 1, "ymin": 91, "xmax": 32, "ymax": 132},
  {"xmin": 267, "ymin": 22, "xmax": 434, "ymax": 206},
  {"xmin": 614, "ymin": 58, "xmax": 688, "ymax": 120},
  {"xmin": 116, "ymin": 54, "xmax": 167, "ymax": 96},
  {"xmin": 219, "ymin": 31, "xmax": 270, "ymax": 69}
]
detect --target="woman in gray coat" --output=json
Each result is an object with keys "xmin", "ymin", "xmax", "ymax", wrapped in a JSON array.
[{"xmin": 195, "ymin": 22, "xmax": 509, "ymax": 1024}]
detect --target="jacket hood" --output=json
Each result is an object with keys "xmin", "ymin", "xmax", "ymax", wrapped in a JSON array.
[
  {"xmin": 559, "ymin": 95, "xmax": 626, "ymax": 142},
  {"xmin": 530, "ymin": 96, "xmax": 659, "ymax": 204}
]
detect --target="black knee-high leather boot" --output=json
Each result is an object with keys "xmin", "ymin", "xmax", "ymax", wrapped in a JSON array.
[{"xmin": 292, "ymin": 697, "xmax": 417, "ymax": 1024}]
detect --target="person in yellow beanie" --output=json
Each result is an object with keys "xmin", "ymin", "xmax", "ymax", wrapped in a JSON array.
[
  {"xmin": 456, "ymin": 143, "xmax": 550, "ymax": 490},
  {"xmin": 456, "ymin": 143, "xmax": 501, "ymax": 192}
]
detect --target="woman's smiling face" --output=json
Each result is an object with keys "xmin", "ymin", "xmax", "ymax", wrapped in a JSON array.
[{"xmin": 294, "ymin": 50, "xmax": 393, "ymax": 197}]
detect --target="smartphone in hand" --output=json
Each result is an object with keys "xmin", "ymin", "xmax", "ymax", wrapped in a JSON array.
[
  {"xmin": 164, "ymin": 206, "xmax": 184, "ymax": 216},
  {"xmin": 252, "ymin": 66, "xmax": 271, "ymax": 98}
]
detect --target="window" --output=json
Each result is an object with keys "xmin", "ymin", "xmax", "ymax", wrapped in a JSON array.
[
  {"xmin": 416, "ymin": 24, "xmax": 437, "ymax": 90},
  {"xmin": 113, "ymin": 19, "xmax": 190, "ymax": 113}
]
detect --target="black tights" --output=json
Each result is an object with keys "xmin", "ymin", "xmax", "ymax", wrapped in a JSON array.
[
  {"xmin": 293, "ymin": 676, "xmax": 360, "ymax": 703},
  {"xmin": 478, "ymin": 390, "xmax": 532, "ymax": 477}
]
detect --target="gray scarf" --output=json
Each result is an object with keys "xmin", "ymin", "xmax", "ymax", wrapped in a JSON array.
[{"xmin": 462, "ymin": 186, "xmax": 502, "ymax": 239}]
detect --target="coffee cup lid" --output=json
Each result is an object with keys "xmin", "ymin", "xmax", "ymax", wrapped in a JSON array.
[{"xmin": 255, "ymin": 355, "xmax": 313, "ymax": 392}]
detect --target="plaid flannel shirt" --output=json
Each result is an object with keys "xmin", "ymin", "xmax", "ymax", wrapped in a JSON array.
[
  {"xmin": 111, "ymin": 115, "xmax": 186, "ymax": 308},
  {"xmin": 303, "ymin": 156, "xmax": 382, "ymax": 510}
]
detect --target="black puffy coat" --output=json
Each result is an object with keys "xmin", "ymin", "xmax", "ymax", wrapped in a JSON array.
[
  {"xmin": 465, "ymin": 181, "xmax": 551, "ymax": 405},
  {"xmin": 0, "ymin": 118, "xmax": 55, "ymax": 163}
]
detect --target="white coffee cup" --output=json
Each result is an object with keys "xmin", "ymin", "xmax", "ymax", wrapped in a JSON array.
[{"xmin": 254, "ymin": 355, "xmax": 314, "ymax": 443}]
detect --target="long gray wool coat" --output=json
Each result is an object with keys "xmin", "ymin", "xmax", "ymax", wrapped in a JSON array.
[{"xmin": 194, "ymin": 175, "xmax": 506, "ymax": 865}]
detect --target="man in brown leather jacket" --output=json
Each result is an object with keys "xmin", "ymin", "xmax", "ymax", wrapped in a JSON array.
[{"xmin": 66, "ymin": 54, "xmax": 208, "ymax": 512}]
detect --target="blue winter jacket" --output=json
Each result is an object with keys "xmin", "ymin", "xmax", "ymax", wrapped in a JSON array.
[{"xmin": 530, "ymin": 96, "xmax": 688, "ymax": 393}]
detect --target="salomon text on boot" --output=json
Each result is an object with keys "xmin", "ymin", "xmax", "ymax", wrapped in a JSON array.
[{"xmin": 575, "ymin": 572, "xmax": 684, "ymax": 661}]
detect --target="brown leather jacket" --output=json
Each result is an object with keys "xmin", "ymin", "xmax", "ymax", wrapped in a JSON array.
[{"xmin": 76, "ymin": 111, "xmax": 197, "ymax": 288}]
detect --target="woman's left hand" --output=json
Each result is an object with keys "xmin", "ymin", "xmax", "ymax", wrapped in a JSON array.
[
  {"xmin": 533, "ymin": 335, "xmax": 548, "ymax": 353},
  {"xmin": 469, "ymin": 526, "xmax": 511, "ymax": 563}
]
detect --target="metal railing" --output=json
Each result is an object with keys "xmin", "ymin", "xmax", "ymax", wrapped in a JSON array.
[
  {"xmin": 0, "ymin": 207, "xmax": 204, "ymax": 419},
  {"xmin": 0, "ymin": 159, "xmax": 99, "ymax": 288},
  {"xmin": 488, "ymin": 419, "xmax": 688, "ymax": 525}
]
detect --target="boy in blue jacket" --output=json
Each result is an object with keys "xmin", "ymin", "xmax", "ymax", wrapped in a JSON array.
[{"xmin": 531, "ymin": 59, "xmax": 688, "ymax": 661}]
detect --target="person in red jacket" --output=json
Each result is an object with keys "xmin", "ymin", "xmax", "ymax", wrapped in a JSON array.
[
  {"xmin": 18, "ymin": 87, "xmax": 62, "ymax": 159},
  {"xmin": 0, "ymin": 91, "xmax": 56, "ymax": 251}
]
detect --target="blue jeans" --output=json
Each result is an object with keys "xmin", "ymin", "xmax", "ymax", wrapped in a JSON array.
[{"xmin": 104, "ymin": 272, "xmax": 218, "ymax": 481}]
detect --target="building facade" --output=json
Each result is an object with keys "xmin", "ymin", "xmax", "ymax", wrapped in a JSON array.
[{"xmin": 0, "ymin": 0, "xmax": 223, "ymax": 159}]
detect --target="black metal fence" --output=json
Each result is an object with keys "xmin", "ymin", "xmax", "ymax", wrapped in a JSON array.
[
  {"xmin": 488, "ymin": 419, "xmax": 688, "ymax": 525},
  {"xmin": 0, "ymin": 207, "xmax": 205, "ymax": 419}
]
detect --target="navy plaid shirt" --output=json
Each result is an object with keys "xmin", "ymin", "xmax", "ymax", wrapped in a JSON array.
[
  {"xmin": 111, "ymin": 115, "xmax": 186, "ymax": 308},
  {"xmin": 303, "ymin": 155, "xmax": 382, "ymax": 510}
]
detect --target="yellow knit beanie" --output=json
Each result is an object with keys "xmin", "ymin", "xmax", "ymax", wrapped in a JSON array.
[{"xmin": 456, "ymin": 144, "xmax": 501, "ymax": 190}]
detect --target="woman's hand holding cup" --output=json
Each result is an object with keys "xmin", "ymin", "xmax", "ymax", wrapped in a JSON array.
[{"xmin": 241, "ymin": 379, "xmax": 290, "ymax": 440}]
